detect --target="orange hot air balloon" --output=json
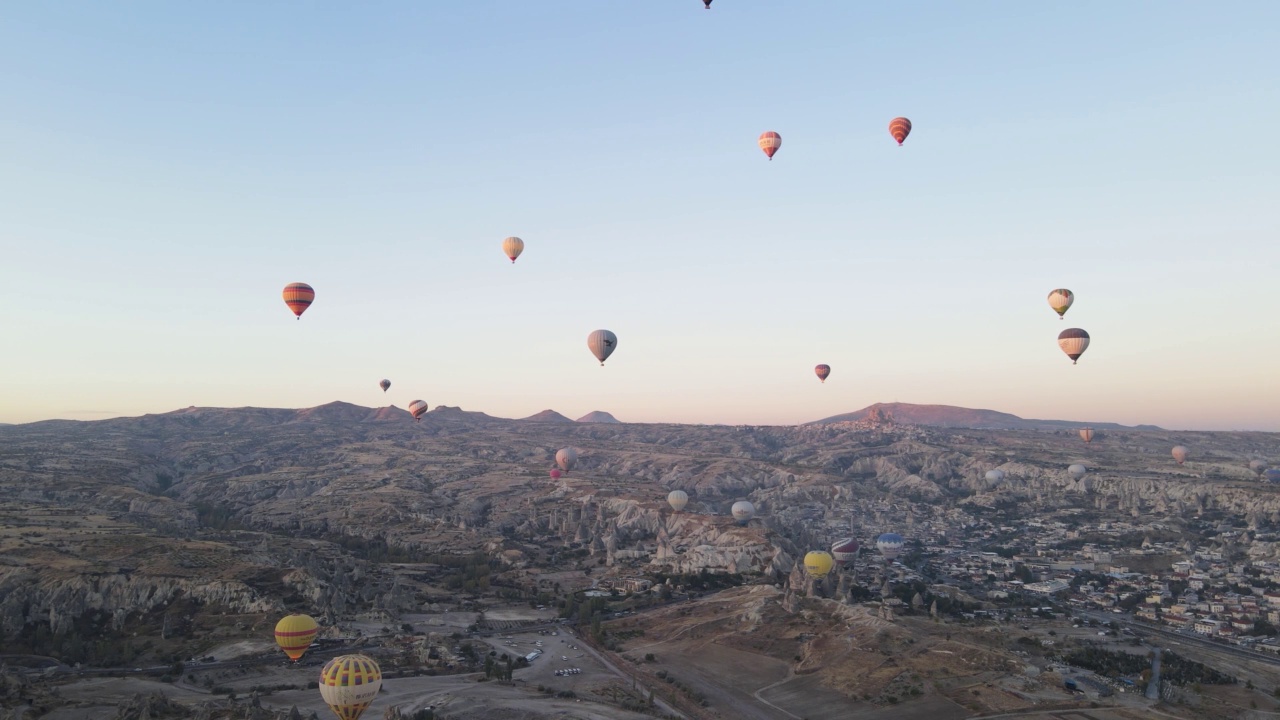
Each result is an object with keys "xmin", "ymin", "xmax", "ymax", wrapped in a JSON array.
[
  {"xmin": 888, "ymin": 117, "xmax": 912, "ymax": 146},
  {"xmin": 758, "ymin": 131, "xmax": 781, "ymax": 160},
  {"xmin": 275, "ymin": 613, "xmax": 319, "ymax": 661},
  {"xmin": 283, "ymin": 283, "xmax": 315, "ymax": 319}
]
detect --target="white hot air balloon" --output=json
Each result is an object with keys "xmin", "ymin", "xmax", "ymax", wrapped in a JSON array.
[
  {"xmin": 667, "ymin": 490, "xmax": 689, "ymax": 512},
  {"xmin": 1171, "ymin": 445, "xmax": 1189, "ymax": 465},
  {"xmin": 985, "ymin": 469, "xmax": 1005, "ymax": 486},
  {"xmin": 731, "ymin": 500, "xmax": 755, "ymax": 524},
  {"xmin": 555, "ymin": 447, "xmax": 578, "ymax": 473},
  {"xmin": 1068, "ymin": 464, "xmax": 1088, "ymax": 481},
  {"xmin": 587, "ymin": 329, "xmax": 618, "ymax": 366}
]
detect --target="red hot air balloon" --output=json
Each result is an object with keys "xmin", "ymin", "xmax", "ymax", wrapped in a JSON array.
[
  {"xmin": 550, "ymin": 469, "xmax": 562, "ymax": 480},
  {"xmin": 888, "ymin": 117, "xmax": 912, "ymax": 146},
  {"xmin": 814, "ymin": 364, "xmax": 831, "ymax": 383},
  {"xmin": 758, "ymin": 131, "xmax": 781, "ymax": 160},
  {"xmin": 282, "ymin": 283, "xmax": 315, "ymax": 319}
]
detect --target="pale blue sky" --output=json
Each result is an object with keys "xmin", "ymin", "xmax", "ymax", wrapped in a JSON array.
[{"xmin": 2, "ymin": 2, "xmax": 1278, "ymax": 430}]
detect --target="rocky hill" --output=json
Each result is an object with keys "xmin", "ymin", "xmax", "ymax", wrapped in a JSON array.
[
  {"xmin": 576, "ymin": 411, "xmax": 621, "ymax": 423},
  {"xmin": 812, "ymin": 402, "xmax": 1163, "ymax": 431}
]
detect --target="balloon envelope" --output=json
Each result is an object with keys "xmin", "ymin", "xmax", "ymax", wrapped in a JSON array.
[
  {"xmin": 319, "ymin": 654, "xmax": 382, "ymax": 720},
  {"xmin": 831, "ymin": 538, "xmax": 859, "ymax": 566},
  {"xmin": 1048, "ymin": 289, "xmax": 1074, "ymax": 318},
  {"xmin": 1058, "ymin": 328, "xmax": 1090, "ymax": 364},
  {"xmin": 876, "ymin": 533, "xmax": 904, "ymax": 560},
  {"xmin": 556, "ymin": 447, "xmax": 578, "ymax": 472},
  {"xmin": 758, "ymin": 131, "xmax": 781, "ymax": 159},
  {"xmin": 667, "ymin": 490, "xmax": 689, "ymax": 512},
  {"xmin": 731, "ymin": 500, "xmax": 755, "ymax": 524},
  {"xmin": 549, "ymin": 469, "xmax": 562, "ymax": 480},
  {"xmin": 814, "ymin": 364, "xmax": 831, "ymax": 383},
  {"xmin": 587, "ymin": 330, "xmax": 618, "ymax": 366},
  {"xmin": 1251, "ymin": 460, "xmax": 1269, "ymax": 476},
  {"xmin": 985, "ymin": 469, "xmax": 1005, "ymax": 486},
  {"xmin": 1172, "ymin": 446, "xmax": 1189, "ymax": 465},
  {"xmin": 1079, "ymin": 427, "xmax": 1095, "ymax": 443},
  {"xmin": 803, "ymin": 551, "xmax": 835, "ymax": 578},
  {"xmin": 502, "ymin": 236, "xmax": 525, "ymax": 263},
  {"xmin": 274, "ymin": 613, "xmax": 318, "ymax": 661},
  {"xmin": 379, "ymin": 379, "xmax": 390, "ymax": 393},
  {"xmin": 283, "ymin": 282, "xmax": 315, "ymax": 319},
  {"xmin": 1068, "ymin": 464, "xmax": 1088, "ymax": 480},
  {"xmin": 407, "ymin": 400, "xmax": 428, "ymax": 421},
  {"xmin": 888, "ymin": 117, "xmax": 912, "ymax": 145}
]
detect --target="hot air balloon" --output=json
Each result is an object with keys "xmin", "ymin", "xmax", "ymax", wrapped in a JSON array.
[
  {"xmin": 1172, "ymin": 446, "xmax": 1189, "ymax": 465},
  {"xmin": 283, "ymin": 282, "xmax": 315, "ymax": 319},
  {"xmin": 274, "ymin": 613, "xmax": 318, "ymax": 662},
  {"xmin": 888, "ymin": 117, "xmax": 912, "ymax": 146},
  {"xmin": 703, "ymin": 0, "xmax": 712, "ymax": 7},
  {"xmin": 985, "ymin": 469, "xmax": 1005, "ymax": 486},
  {"xmin": 319, "ymin": 654, "xmax": 382, "ymax": 720},
  {"xmin": 1251, "ymin": 460, "xmax": 1268, "ymax": 476},
  {"xmin": 758, "ymin": 131, "xmax": 781, "ymax": 160},
  {"xmin": 876, "ymin": 533, "xmax": 904, "ymax": 561},
  {"xmin": 667, "ymin": 490, "xmax": 689, "ymax": 512},
  {"xmin": 814, "ymin": 364, "xmax": 831, "ymax": 383},
  {"xmin": 379, "ymin": 379, "xmax": 390, "ymax": 393},
  {"xmin": 587, "ymin": 330, "xmax": 617, "ymax": 366},
  {"xmin": 549, "ymin": 468, "xmax": 562, "ymax": 480},
  {"xmin": 803, "ymin": 551, "xmax": 835, "ymax": 578},
  {"xmin": 731, "ymin": 500, "xmax": 755, "ymax": 524},
  {"xmin": 1079, "ymin": 427, "xmax": 1095, "ymax": 444},
  {"xmin": 556, "ymin": 447, "xmax": 578, "ymax": 473},
  {"xmin": 1048, "ymin": 289, "xmax": 1074, "ymax": 319},
  {"xmin": 1068, "ymin": 464, "xmax": 1088, "ymax": 481},
  {"xmin": 1058, "ymin": 328, "xmax": 1090, "ymax": 364},
  {"xmin": 831, "ymin": 538, "xmax": 859, "ymax": 566},
  {"xmin": 502, "ymin": 237, "xmax": 524, "ymax": 264},
  {"xmin": 407, "ymin": 400, "xmax": 428, "ymax": 422},
  {"xmin": 1266, "ymin": 469, "xmax": 1280, "ymax": 484}
]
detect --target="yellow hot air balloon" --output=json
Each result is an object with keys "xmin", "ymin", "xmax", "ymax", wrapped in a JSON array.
[
  {"xmin": 803, "ymin": 550, "xmax": 835, "ymax": 578},
  {"xmin": 319, "ymin": 654, "xmax": 383, "ymax": 720},
  {"xmin": 274, "ymin": 613, "xmax": 318, "ymax": 661}
]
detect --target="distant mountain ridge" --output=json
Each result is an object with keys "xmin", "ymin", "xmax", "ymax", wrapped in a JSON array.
[{"xmin": 810, "ymin": 402, "xmax": 1162, "ymax": 431}]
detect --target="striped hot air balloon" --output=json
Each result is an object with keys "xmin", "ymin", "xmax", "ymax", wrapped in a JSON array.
[
  {"xmin": 1058, "ymin": 328, "xmax": 1090, "ymax": 364},
  {"xmin": 282, "ymin": 283, "xmax": 315, "ymax": 319},
  {"xmin": 1048, "ymin": 289, "xmax": 1074, "ymax": 319},
  {"xmin": 888, "ymin": 117, "xmax": 912, "ymax": 145},
  {"xmin": 803, "ymin": 551, "xmax": 835, "ymax": 578},
  {"xmin": 319, "ymin": 654, "xmax": 382, "ymax": 720},
  {"xmin": 758, "ymin": 131, "xmax": 781, "ymax": 160},
  {"xmin": 876, "ymin": 533, "xmax": 904, "ymax": 561},
  {"xmin": 502, "ymin": 236, "xmax": 524, "ymax": 264},
  {"xmin": 814, "ymin": 364, "xmax": 831, "ymax": 383},
  {"xmin": 407, "ymin": 400, "xmax": 428, "ymax": 422},
  {"xmin": 667, "ymin": 490, "xmax": 688, "ymax": 512},
  {"xmin": 274, "ymin": 613, "xmax": 318, "ymax": 662},
  {"xmin": 1079, "ymin": 427, "xmax": 1095, "ymax": 443},
  {"xmin": 831, "ymin": 538, "xmax": 859, "ymax": 566}
]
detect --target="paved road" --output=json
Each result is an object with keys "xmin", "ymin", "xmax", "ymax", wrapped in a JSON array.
[{"xmin": 1077, "ymin": 609, "xmax": 1280, "ymax": 668}]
